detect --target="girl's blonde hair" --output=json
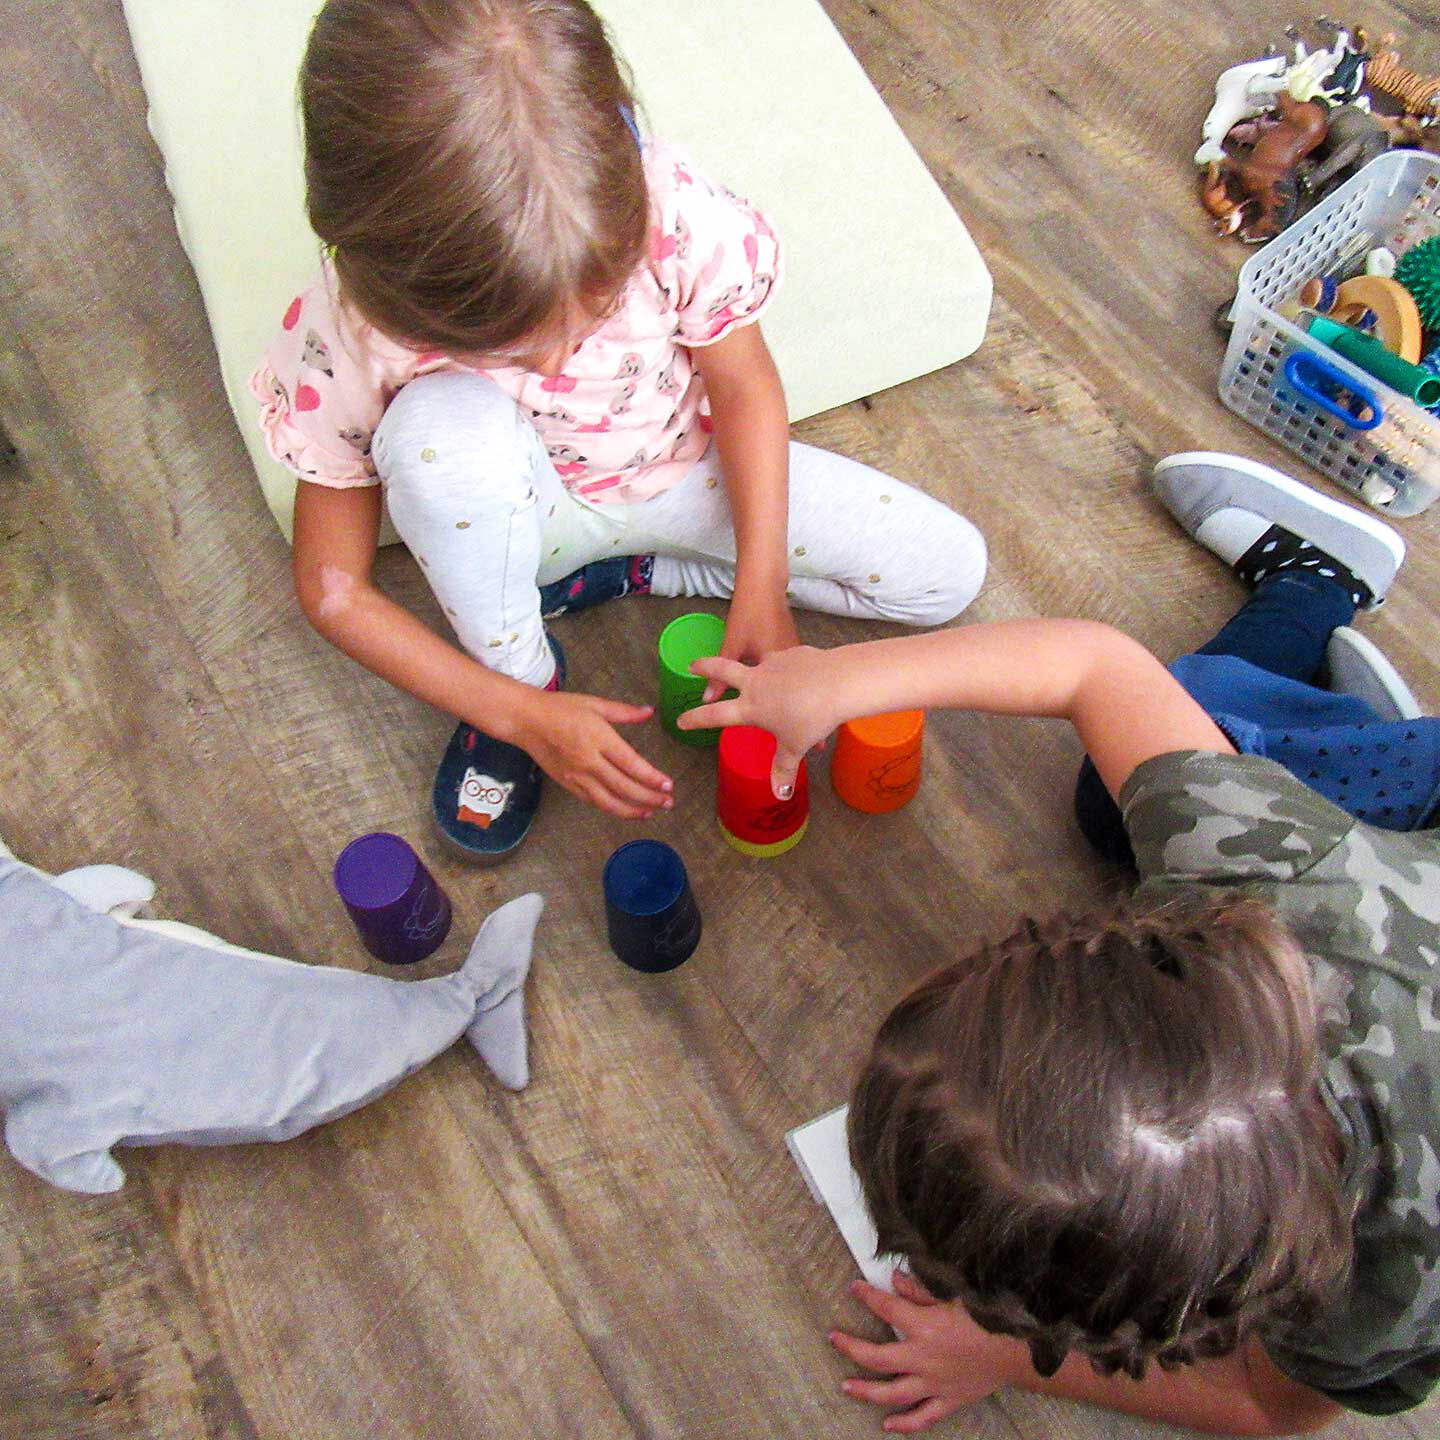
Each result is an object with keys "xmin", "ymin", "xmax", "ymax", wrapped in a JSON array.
[
  {"xmin": 301, "ymin": 0, "xmax": 648, "ymax": 353},
  {"xmin": 850, "ymin": 893, "xmax": 1355, "ymax": 1380}
]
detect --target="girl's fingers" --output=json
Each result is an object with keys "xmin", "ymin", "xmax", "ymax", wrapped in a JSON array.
[
  {"xmin": 593, "ymin": 698, "xmax": 657, "ymax": 726},
  {"xmin": 601, "ymin": 736, "xmax": 673, "ymax": 795},
  {"xmin": 828, "ymin": 1328, "xmax": 906, "ymax": 1375},
  {"xmin": 883, "ymin": 1396, "xmax": 961, "ymax": 1434},
  {"xmin": 676, "ymin": 697, "xmax": 745, "ymax": 731},
  {"xmin": 840, "ymin": 1376, "xmax": 931, "ymax": 1410},
  {"xmin": 851, "ymin": 1281, "xmax": 919, "ymax": 1334},
  {"xmin": 689, "ymin": 655, "xmax": 751, "ymax": 689},
  {"xmin": 598, "ymin": 756, "xmax": 672, "ymax": 811},
  {"xmin": 769, "ymin": 746, "xmax": 804, "ymax": 799},
  {"xmin": 579, "ymin": 778, "xmax": 651, "ymax": 821},
  {"xmin": 891, "ymin": 1271, "xmax": 938, "ymax": 1306}
]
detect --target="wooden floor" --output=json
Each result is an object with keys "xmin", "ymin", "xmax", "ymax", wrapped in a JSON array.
[{"xmin": 2, "ymin": 2, "xmax": 1438, "ymax": 1437}]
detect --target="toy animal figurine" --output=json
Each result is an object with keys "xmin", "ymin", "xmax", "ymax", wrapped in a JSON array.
[
  {"xmin": 1302, "ymin": 103, "xmax": 1391, "ymax": 196},
  {"xmin": 0, "ymin": 832, "xmax": 544, "ymax": 1193},
  {"xmin": 1204, "ymin": 93, "xmax": 1329, "ymax": 242},
  {"xmin": 1283, "ymin": 19, "xmax": 1368, "ymax": 104},
  {"xmin": 1195, "ymin": 53, "xmax": 1286, "ymax": 165},
  {"xmin": 1316, "ymin": 21, "xmax": 1369, "ymax": 103},
  {"xmin": 1201, "ymin": 161, "xmax": 1246, "ymax": 235},
  {"xmin": 1224, "ymin": 112, "xmax": 1282, "ymax": 148},
  {"xmin": 1283, "ymin": 46, "xmax": 1346, "ymax": 105},
  {"xmin": 1365, "ymin": 35, "xmax": 1440, "ymax": 117},
  {"xmin": 1377, "ymin": 113, "xmax": 1440, "ymax": 156}
]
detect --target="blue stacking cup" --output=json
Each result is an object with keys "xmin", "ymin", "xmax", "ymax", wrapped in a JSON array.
[{"xmin": 602, "ymin": 840, "xmax": 702, "ymax": 973}]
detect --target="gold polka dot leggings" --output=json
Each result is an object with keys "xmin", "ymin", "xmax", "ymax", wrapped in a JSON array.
[{"xmin": 372, "ymin": 372, "xmax": 987, "ymax": 687}]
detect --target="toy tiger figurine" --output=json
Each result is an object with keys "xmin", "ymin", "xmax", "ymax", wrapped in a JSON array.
[{"xmin": 1364, "ymin": 34, "xmax": 1440, "ymax": 116}]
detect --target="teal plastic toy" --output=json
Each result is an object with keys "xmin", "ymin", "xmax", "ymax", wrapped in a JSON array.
[{"xmin": 1304, "ymin": 314, "xmax": 1440, "ymax": 409}]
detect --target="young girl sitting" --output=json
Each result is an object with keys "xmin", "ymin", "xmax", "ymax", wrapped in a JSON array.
[
  {"xmin": 251, "ymin": 0, "xmax": 987, "ymax": 860},
  {"xmin": 680, "ymin": 460, "xmax": 1438, "ymax": 1433}
]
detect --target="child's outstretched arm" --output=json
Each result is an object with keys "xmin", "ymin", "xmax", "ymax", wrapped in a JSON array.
[
  {"xmin": 834, "ymin": 1273, "xmax": 1340, "ymax": 1436},
  {"xmin": 677, "ymin": 619, "xmax": 1233, "ymax": 798},
  {"xmin": 292, "ymin": 481, "xmax": 673, "ymax": 819},
  {"xmin": 691, "ymin": 323, "xmax": 800, "ymax": 701}
]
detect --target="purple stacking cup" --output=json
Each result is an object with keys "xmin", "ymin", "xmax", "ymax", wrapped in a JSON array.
[{"xmin": 333, "ymin": 832, "xmax": 452, "ymax": 965}]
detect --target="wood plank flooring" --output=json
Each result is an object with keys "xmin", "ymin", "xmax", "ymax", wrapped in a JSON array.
[{"xmin": 2, "ymin": 2, "xmax": 1437, "ymax": 1437}]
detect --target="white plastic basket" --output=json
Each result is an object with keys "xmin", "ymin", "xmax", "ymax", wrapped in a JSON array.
[{"xmin": 1218, "ymin": 150, "xmax": 1440, "ymax": 516}]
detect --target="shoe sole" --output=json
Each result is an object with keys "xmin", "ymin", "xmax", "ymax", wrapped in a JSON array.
[
  {"xmin": 434, "ymin": 816, "xmax": 532, "ymax": 865},
  {"xmin": 1323, "ymin": 627, "xmax": 1423, "ymax": 723},
  {"xmin": 1154, "ymin": 451, "xmax": 1406, "ymax": 604}
]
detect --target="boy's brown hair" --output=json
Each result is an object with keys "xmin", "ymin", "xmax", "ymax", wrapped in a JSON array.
[
  {"xmin": 850, "ymin": 894, "xmax": 1355, "ymax": 1380},
  {"xmin": 301, "ymin": 0, "xmax": 648, "ymax": 354}
]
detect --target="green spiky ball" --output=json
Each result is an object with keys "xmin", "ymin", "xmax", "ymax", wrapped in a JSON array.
[{"xmin": 1395, "ymin": 235, "xmax": 1440, "ymax": 330}]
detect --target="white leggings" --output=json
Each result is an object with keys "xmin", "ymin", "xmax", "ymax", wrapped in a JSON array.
[{"xmin": 371, "ymin": 372, "xmax": 987, "ymax": 687}]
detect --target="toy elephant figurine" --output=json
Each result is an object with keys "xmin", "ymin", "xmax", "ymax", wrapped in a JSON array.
[
  {"xmin": 0, "ymin": 833, "xmax": 543, "ymax": 1194},
  {"xmin": 1303, "ymin": 104, "xmax": 1390, "ymax": 198}
]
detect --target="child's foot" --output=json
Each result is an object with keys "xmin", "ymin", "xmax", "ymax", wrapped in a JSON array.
[
  {"xmin": 1152, "ymin": 452, "xmax": 1405, "ymax": 609},
  {"xmin": 1323, "ymin": 628, "xmax": 1423, "ymax": 722},
  {"xmin": 539, "ymin": 555, "xmax": 653, "ymax": 619},
  {"xmin": 433, "ymin": 635, "xmax": 566, "ymax": 863}
]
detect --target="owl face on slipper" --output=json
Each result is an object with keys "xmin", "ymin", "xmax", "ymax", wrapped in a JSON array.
[{"xmin": 457, "ymin": 770, "xmax": 515, "ymax": 828}]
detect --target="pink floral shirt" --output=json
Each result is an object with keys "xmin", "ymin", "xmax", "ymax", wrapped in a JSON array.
[{"xmin": 250, "ymin": 142, "xmax": 782, "ymax": 504}]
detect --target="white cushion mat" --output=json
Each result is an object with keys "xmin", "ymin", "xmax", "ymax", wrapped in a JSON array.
[{"xmin": 122, "ymin": 0, "xmax": 992, "ymax": 539}]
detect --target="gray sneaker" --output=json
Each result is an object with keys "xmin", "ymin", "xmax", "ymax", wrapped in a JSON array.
[
  {"xmin": 1323, "ymin": 628, "xmax": 1423, "ymax": 723},
  {"xmin": 1153, "ymin": 452, "xmax": 1405, "ymax": 609}
]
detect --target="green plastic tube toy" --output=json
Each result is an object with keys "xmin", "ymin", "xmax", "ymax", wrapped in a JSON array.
[{"xmin": 1304, "ymin": 314, "xmax": 1440, "ymax": 409}]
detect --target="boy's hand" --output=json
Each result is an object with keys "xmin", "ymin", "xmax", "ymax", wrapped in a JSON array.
[
  {"xmin": 703, "ymin": 587, "xmax": 800, "ymax": 703},
  {"xmin": 518, "ymin": 689, "xmax": 674, "ymax": 820},
  {"xmin": 678, "ymin": 645, "xmax": 836, "ymax": 798},
  {"xmin": 830, "ymin": 1274, "xmax": 1022, "ymax": 1433}
]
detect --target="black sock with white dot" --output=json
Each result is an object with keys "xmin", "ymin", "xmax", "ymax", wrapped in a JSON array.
[{"xmin": 1233, "ymin": 525, "xmax": 1372, "ymax": 608}]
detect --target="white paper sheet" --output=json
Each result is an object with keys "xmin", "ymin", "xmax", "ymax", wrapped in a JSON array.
[{"xmin": 786, "ymin": 1103, "xmax": 902, "ymax": 1292}]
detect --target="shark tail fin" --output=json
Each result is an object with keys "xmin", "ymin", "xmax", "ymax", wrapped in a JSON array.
[{"xmin": 461, "ymin": 893, "xmax": 543, "ymax": 1091}]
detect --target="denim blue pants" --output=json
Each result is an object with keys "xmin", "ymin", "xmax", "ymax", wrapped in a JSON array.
[{"xmin": 1075, "ymin": 572, "xmax": 1440, "ymax": 864}]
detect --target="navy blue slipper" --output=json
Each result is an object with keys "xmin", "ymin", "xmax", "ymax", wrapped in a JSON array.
[
  {"xmin": 433, "ymin": 635, "xmax": 566, "ymax": 863},
  {"xmin": 539, "ymin": 555, "xmax": 653, "ymax": 618}
]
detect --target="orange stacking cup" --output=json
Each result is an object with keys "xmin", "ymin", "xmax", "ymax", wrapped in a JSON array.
[
  {"xmin": 717, "ymin": 725, "xmax": 809, "ymax": 857},
  {"xmin": 831, "ymin": 709, "xmax": 924, "ymax": 813}
]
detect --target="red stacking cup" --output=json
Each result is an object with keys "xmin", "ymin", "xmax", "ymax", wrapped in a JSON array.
[{"xmin": 717, "ymin": 725, "xmax": 809, "ymax": 857}]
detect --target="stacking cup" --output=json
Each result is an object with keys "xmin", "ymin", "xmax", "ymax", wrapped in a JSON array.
[
  {"xmin": 657, "ymin": 612, "xmax": 726, "ymax": 745},
  {"xmin": 717, "ymin": 725, "xmax": 809, "ymax": 857},
  {"xmin": 334, "ymin": 832, "xmax": 453, "ymax": 965},
  {"xmin": 603, "ymin": 839, "xmax": 702, "ymax": 973},
  {"xmin": 831, "ymin": 709, "xmax": 925, "ymax": 813}
]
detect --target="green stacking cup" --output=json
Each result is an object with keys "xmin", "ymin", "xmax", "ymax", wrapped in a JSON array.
[{"xmin": 658, "ymin": 612, "xmax": 726, "ymax": 745}]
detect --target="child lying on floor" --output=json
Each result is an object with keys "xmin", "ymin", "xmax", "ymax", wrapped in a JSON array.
[{"xmin": 681, "ymin": 455, "xmax": 1439, "ymax": 1434}]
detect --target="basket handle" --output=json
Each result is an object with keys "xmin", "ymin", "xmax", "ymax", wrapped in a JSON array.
[{"xmin": 1283, "ymin": 352, "xmax": 1383, "ymax": 430}]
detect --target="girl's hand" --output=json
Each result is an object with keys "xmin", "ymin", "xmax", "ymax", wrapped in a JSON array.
[
  {"xmin": 676, "ymin": 646, "xmax": 837, "ymax": 797},
  {"xmin": 830, "ymin": 1274, "xmax": 1022, "ymax": 1434},
  {"xmin": 518, "ymin": 690, "xmax": 674, "ymax": 820},
  {"xmin": 704, "ymin": 587, "xmax": 800, "ymax": 703}
]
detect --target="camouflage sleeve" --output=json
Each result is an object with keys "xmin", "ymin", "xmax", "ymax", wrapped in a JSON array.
[
  {"xmin": 1265, "ymin": 1335, "xmax": 1440, "ymax": 1415},
  {"xmin": 1122, "ymin": 755, "xmax": 1440, "ymax": 1414},
  {"xmin": 1119, "ymin": 752, "xmax": 1355, "ymax": 887}
]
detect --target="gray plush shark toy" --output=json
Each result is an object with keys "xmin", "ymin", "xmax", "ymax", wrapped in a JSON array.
[{"xmin": 0, "ymin": 833, "xmax": 542, "ymax": 1194}]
